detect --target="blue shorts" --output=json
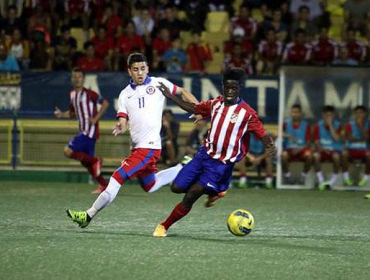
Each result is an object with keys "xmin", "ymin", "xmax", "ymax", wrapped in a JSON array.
[
  {"xmin": 68, "ymin": 133, "xmax": 96, "ymax": 156},
  {"xmin": 174, "ymin": 146, "xmax": 234, "ymax": 194}
]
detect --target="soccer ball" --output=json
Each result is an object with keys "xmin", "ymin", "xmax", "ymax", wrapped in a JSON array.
[{"xmin": 227, "ymin": 209, "xmax": 255, "ymax": 236}]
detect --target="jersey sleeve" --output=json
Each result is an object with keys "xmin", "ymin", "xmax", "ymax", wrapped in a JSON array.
[
  {"xmin": 157, "ymin": 77, "xmax": 177, "ymax": 95},
  {"xmin": 116, "ymin": 92, "xmax": 128, "ymax": 119},
  {"xmin": 246, "ymin": 113, "xmax": 267, "ymax": 139},
  {"xmin": 194, "ymin": 100, "xmax": 212, "ymax": 118}
]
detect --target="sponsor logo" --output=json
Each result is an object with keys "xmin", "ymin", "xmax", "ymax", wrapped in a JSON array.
[
  {"xmin": 230, "ymin": 113, "xmax": 238, "ymax": 123},
  {"xmin": 207, "ymin": 182, "xmax": 216, "ymax": 189},
  {"xmin": 146, "ymin": 86, "xmax": 155, "ymax": 95}
]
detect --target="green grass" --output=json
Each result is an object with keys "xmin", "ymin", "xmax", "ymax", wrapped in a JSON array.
[{"xmin": 0, "ymin": 182, "xmax": 370, "ymax": 280}]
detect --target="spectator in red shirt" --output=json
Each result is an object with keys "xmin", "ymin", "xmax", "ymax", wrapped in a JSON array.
[
  {"xmin": 152, "ymin": 27, "xmax": 172, "ymax": 72},
  {"xmin": 77, "ymin": 42, "xmax": 105, "ymax": 71},
  {"xmin": 27, "ymin": 4, "xmax": 52, "ymax": 44},
  {"xmin": 256, "ymin": 28, "xmax": 283, "ymax": 74},
  {"xmin": 185, "ymin": 30, "xmax": 212, "ymax": 74},
  {"xmin": 90, "ymin": 25, "xmax": 114, "ymax": 70},
  {"xmin": 311, "ymin": 27, "xmax": 337, "ymax": 65},
  {"xmin": 224, "ymin": 28, "xmax": 254, "ymax": 61},
  {"xmin": 282, "ymin": 29, "xmax": 312, "ymax": 64},
  {"xmin": 222, "ymin": 43, "xmax": 253, "ymax": 74},
  {"xmin": 100, "ymin": 4, "xmax": 123, "ymax": 37},
  {"xmin": 341, "ymin": 28, "xmax": 366, "ymax": 63},
  {"xmin": 230, "ymin": 5, "xmax": 257, "ymax": 42}
]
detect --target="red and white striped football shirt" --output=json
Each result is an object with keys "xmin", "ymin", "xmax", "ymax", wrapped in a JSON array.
[
  {"xmin": 69, "ymin": 87, "xmax": 104, "ymax": 139},
  {"xmin": 195, "ymin": 96, "xmax": 267, "ymax": 163}
]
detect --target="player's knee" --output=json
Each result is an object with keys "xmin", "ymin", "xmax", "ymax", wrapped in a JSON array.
[
  {"xmin": 313, "ymin": 152, "xmax": 320, "ymax": 161},
  {"xmin": 63, "ymin": 147, "xmax": 73, "ymax": 158},
  {"xmin": 171, "ymin": 184, "xmax": 184, "ymax": 194}
]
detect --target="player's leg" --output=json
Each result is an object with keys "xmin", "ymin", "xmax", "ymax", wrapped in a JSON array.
[
  {"xmin": 359, "ymin": 151, "xmax": 370, "ymax": 187},
  {"xmin": 264, "ymin": 155, "xmax": 274, "ymax": 189},
  {"xmin": 328, "ymin": 152, "xmax": 340, "ymax": 187},
  {"xmin": 341, "ymin": 149, "xmax": 353, "ymax": 186},
  {"xmin": 86, "ymin": 139, "xmax": 108, "ymax": 194},
  {"xmin": 236, "ymin": 157, "xmax": 248, "ymax": 188},
  {"xmin": 281, "ymin": 150, "xmax": 292, "ymax": 184},
  {"xmin": 300, "ymin": 149, "xmax": 312, "ymax": 184},
  {"xmin": 153, "ymin": 183, "xmax": 206, "ymax": 237}
]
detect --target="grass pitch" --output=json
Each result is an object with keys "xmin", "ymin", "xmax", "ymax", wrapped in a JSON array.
[{"xmin": 0, "ymin": 181, "xmax": 369, "ymax": 280}]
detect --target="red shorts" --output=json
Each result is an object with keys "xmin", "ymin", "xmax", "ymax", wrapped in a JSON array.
[
  {"xmin": 113, "ymin": 148, "xmax": 161, "ymax": 184},
  {"xmin": 347, "ymin": 149, "xmax": 370, "ymax": 161},
  {"xmin": 317, "ymin": 150, "xmax": 340, "ymax": 162},
  {"xmin": 284, "ymin": 147, "xmax": 311, "ymax": 162}
]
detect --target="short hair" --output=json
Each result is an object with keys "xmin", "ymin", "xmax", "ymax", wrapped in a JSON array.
[
  {"xmin": 294, "ymin": 28, "xmax": 306, "ymax": 37},
  {"xmin": 223, "ymin": 68, "xmax": 245, "ymax": 84},
  {"xmin": 72, "ymin": 67, "xmax": 84, "ymax": 76},
  {"xmin": 323, "ymin": 105, "xmax": 335, "ymax": 113},
  {"xmin": 127, "ymin": 53, "xmax": 147, "ymax": 67},
  {"xmin": 354, "ymin": 105, "xmax": 367, "ymax": 112},
  {"xmin": 298, "ymin": 5, "xmax": 310, "ymax": 13},
  {"xmin": 291, "ymin": 104, "xmax": 302, "ymax": 110}
]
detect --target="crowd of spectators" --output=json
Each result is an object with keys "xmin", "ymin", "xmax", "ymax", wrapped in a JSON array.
[{"xmin": 0, "ymin": 0, "xmax": 370, "ymax": 74}]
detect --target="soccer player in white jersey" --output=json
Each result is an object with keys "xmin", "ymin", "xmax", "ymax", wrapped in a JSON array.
[
  {"xmin": 66, "ymin": 53, "xmax": 198, "ymax": 228},
  {"xmin": 54, "ymin": 67, "xmax": 109, "ymax": 194},
  {"xmin": 152, "ymin": 68, "xmax": 276, "ymax": 237}
]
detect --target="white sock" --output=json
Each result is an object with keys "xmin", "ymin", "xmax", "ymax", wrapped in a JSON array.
[
  {"xmin": 301, "ymin": 172, "xmax": 307, "ymax": 178},
  {"xmin": 316, "ymin": 171, "xmax": 324, "ymax": 183},
  {"xmin": 266, "ymin": 177, "xmax": 272, "ymax": 184},
  {"xmin": 329, "ymin": 173, "xmax": 338, "ymax": 185},
  {"xmin": 148, "ymin": 164, "xmax": 183, "ymax": 193},
  {"xmin": 284, "ymin": 172, "xmax": 291, "ymax": 178},
  {"xmin": 239, "ymin": 176, "xmax": 247, "ymax": 184},
  {"xmin": 87, "ymin": 177, "xmax": 121, "ymax": 218},
  {"xmin": 343, "ymin": 172, "xmax": 349, "ymax": 179}
]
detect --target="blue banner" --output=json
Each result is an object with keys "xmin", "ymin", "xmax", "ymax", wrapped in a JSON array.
[{"xmin": 16, "ymin": 72, "xmax": 279, "ymax": 123}]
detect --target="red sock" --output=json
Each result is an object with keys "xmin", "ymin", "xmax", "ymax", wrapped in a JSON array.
[
  {"xmin": 95, "ymin": 175, "xmax": 108, "ymax": 186},
  {"xmin": 71, "ymin": 152, "xmax": 96, "ymax": 164},
  {"xmin": 161, "ymin": 203, "xmax": 191, "ymax": 230}
]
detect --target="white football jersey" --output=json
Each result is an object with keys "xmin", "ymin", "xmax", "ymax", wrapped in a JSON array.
[{"xmin": 117, "ymin": 76, "xmax": 176, "ymax": 149}]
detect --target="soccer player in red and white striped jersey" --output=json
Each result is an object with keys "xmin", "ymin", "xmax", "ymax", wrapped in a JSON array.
[
  {"xmin": 54, "ymin": 67, "xmax": 109, "ymax": 194},
  {"xmin": 153, "ymin": 68, "xmax": 276, "ymax": 237}
]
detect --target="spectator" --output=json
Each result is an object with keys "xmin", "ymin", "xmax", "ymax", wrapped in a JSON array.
[
  {"xmin": 184, "ymin": 0, "xmax": 209, "ymax": 31},
  {"xmin": 160, "ymin": 109, "xmax": 180, "ymax": 166},
  {"xmin": 281, "ymin": 104, "xmax": 312, "ymax": 185},
  {"xmin": 157, "ymin": 5, "xmax": 188, "ymax": 40},
  {"xmin": 224, "ymin": 28, "xmax": 254, "ymax": 61},
  {"xmin": 132, "ymin": 6, "xmax": 154, "ymax": 37},
  {"xmin": 332, "ymin": 45, "xmax": 358, "ymax": 66},
  {"xmin": 341, "ymin": 28, "xmax": 366, "ymax": 63},
  {"xmin": 0, "ymin": 1, "xmax": 23, "ymax": 18},
  {"xmin": 29, "ymin": 39, "xmax": 53, "ymax": 70},
  {"xmin": 230, "ymin": 5, "xmax": 257, "ymax": 42},
  {"xmin": 343, "ymin": 0, "xmax": 370, "ymax": 35},
  {"xmin": 90, "ymin": 25, "xmax": 114, "ymax": 70},
  {"xmin": 282, "ymin": 29, "xmax": 312, "ymax": 64},
  {"xmin": 50, "ymin": 25, "xmax": 77, "ymax": 70},
  {"xmin": 185, "ymin": 30, "xmax": 212, "ymax": 74},
  {"xmin": 208, "ymin": 0, "xmax": 233, "ymax": 16},
  {"xmin": 290, "ymin": 6, "xmax": 317, "ymax": 41},
  {"xmin": 0, "ymin": 43, "xmax": 19, "ymax": 71},
  {"xmin": 256, "ymin": 29, "xmax": 283, "ymax": 75},
  {"xmin": 261, "ymin": 8, "xmax": 288, "ymax": 42},
  {"xmin": 0, "ymin": 5, "xmax": 24, "ymax": 37},
  {"xmin": 185, "ymin": 119, "xmax": 208, "ymax": 157},
  {"xmin": 63, "ymin": 0, "xmax": 90, "ymax": 29},
  {"xmin": 27, "ymin": 4, "xmax": 52, "ymax": 44},
  {"xmin": 316, "ymin": 0, "xmax": 331, "ymax": 29},
  {"xmin": 311, "ymin": 27, "xmax": 337, "ymax": 65},
  {"xmin": 76, "ymin": 42, "xmax": 105, "ymax": 71},
  {"xmin": 290, "ymin": 0, "xmax": 322, "ymax": 21},
  {"xmin": 162, "ymin": 38, "xmax": 187, "ymax": 73},
  {"xmin": 100, "ymin": 4, "xmax": 123, "ymax": 37},
  {"xmin": 222, "ymin": 43, "xmax": 253, "ymax": 75},
  {"xmin": 6, "ymin": 28, "xmax": 30, "ymax": 70},
  {"xmin": 152, "ymin": 28, "xmax": 172, "ymax": 57}
]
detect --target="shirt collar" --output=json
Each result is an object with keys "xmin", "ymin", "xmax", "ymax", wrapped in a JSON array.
[{"xmin": 129, "ymin": 76, "xmax": 151, "ymax": 89}]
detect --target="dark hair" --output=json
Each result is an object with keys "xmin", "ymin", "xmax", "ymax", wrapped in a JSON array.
[
  {"xmin": 84, "ymin": 41, "xmax": 94, "ymax": 49},
  {"xmin": 223, "ymin": 67, "xmax": 245, "ymax": 84},
  {"xmin": 323, "ymin": 105, "xmax": 335, "ymax": 112},
  {"xmin": 294, "ymin": 28, "xmax": 306, "ymax": 37},
  {"xmin": 72, "ymin": 67, "xmax": 84, "ymax": 76},
  {"xmin": 60, "ymin": 25, "xmax": 70, "ymax": 33},
  {"xmin": 298, "ymin": 5, "xmax": 310, "ymax": 13},
  {"xmin": 292, "ymin": 104, "xmax": 302, "ymax": 110},
  {"xmin": 163, "ymin": 109, "xmax": 173, "ymax": 115},
  {"xmin": 354, "ymin": 105, "xmax": 367, "ymax": 112},
  {"xmin": 127, "ymin": 53, "xmax": 147, "ymax": 67}
]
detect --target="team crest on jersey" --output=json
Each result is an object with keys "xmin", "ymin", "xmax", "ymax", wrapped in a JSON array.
[
  {"xmin": 230, "ymin": 113, "xmax": 238, "ymax": 123},
  {"xmin": 146, "ymin": 86, "xmax": 155, "ymax": 95}
]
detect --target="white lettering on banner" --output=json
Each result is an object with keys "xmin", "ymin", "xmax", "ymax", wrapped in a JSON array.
[
  {"xmin": 182, "ymin": 77, "xmax": 192, "ymax": 93},
  {"xmin": 245, "ymin": 80, "xmax": 278, "ymax": 117},
  {"xmin": 286, "ymin": 81, "xmax": 314, "ymax": 118},
  {"xmin": 0, "ymin": 86, "xmax": 21, "ymax": 110},
  {"xmin": 201, "ymin": 78, "xmax": 220, "ymax": 100},
  {"xmin": 324, "ymin": 82, "xmax": 361, "ymax": 110},
  {"xmin": 84, "ymin": 75, "xmax": 100, "ymax": 95}
]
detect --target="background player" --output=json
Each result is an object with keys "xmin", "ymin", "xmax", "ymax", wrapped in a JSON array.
[
  {"xmin": 281, "ymin": 104, "xmax": 312, "ymax": 185},
  {"xmin": 66, "ymin": 53, "xmax": 197, "ymax": 228},
  {"xmin": 313, "ymin": 105, "xmax": 342, "ymax": 190},
  {"xmin": 342, "ymin": 105, "xmax": 370, "ymax": 187},
  {"xmin": 54, "ymin": 67, "xmax": 109, "ymax": 194},
  {"xmin": 152, "ymin": 68, "xmax": 276, "ymax": 237}
]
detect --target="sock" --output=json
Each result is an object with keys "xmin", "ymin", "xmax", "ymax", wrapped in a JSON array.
[
  {"xmin": 86, "ymin": 177, "xmax": 121, "ymax": 218},
  {"xmin": 71, "ymin": 151, "xmax": 96, "ymax": 164},
  {"xmin": 343, "ymin": 172, "xmax": 349, "ymax": 179},
  {"xmin": 239, "ymin": 176, "xmax": 247, "ymax": 184},
  {"xmin": 161, "ymin": 203, "xmax": 191, "ymax": 230},
  {"xmin": 284, "ymin": 172, "xmax": 291, "ymax": 178},
  {"xmin": 316, "ymin": 171, "xmax": 324, "ymax": 183},
  {"xmin": 95, "ymin": 175, "xmax": 108, "ymax": 187},
  {"xmin": 301, "ymin": 172, "xmax": 307, "ymax": 178},
  {"xmin": 329, "ymin": 173, "xmax": 338, "ymax": 185},
  {"xmin": 148, "ymin": 164, "xmax": 183, "ymax": 193},
  {"xmin": 266, "ymin": 176, "xmax": 272, "ymax": 184}
]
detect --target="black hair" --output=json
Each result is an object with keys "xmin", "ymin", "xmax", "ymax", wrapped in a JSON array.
[
  {"xmin": 323, "ymin": 105, "xmax": 335, "ymax": 112},
  {"xmin": 291, "ymin": 104, "xmax": 302, "ymax": 110},
  {"xmin": 60, "ymin": 25, "xmax": 70, "ymax": 33},
  {"xmin": 298, "ymin": 5, "xmax": 310, "ymax": 13},
  {"xmin": 127, "ymin": 53, "xmax": 147, "ymax": 67},
  {"xmin": 223, "ymin": 68, "xmax": 245, "ymax": 84},
  {"xmin": 354, "ymin": 105, "xmax": 367, "ymax": 112},
  {"xmin": 294, "ymin": 28, "xmax": 306, "ymax": 37}
]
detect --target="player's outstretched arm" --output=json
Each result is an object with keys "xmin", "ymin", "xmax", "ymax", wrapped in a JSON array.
[
  {"xmin": 113, "ymin": 117, "xmax": 127, "ymax": 136},
  {"xmin": 177, "ymin": 87, "xmax": 199, "ymax": 104},
  {"xmin": 54, "ymin": 106, "xmax": 72, "ymax": 119},
  {"xmin": 157, "ymin": 82, "xmax": 196, "ymax": 113},
  {"xmin": 262, "ymin": 135, "xmax": 276, "ymax": 157}
]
